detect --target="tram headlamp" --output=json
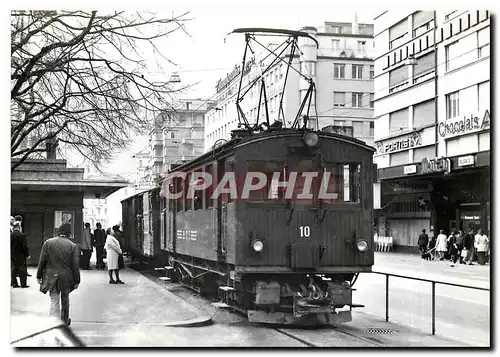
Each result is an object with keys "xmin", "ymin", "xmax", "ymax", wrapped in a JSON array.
[
  {"xmin": 356, "ymin": 240, "xmax": 368, "ymax": 252},
  {"xmin": 303, "ymin": 131, "xmax": 319, "ymax": 147},
  {"xmin": 251, "ymin": 239, "xmax": 264, "ymax": 252}
]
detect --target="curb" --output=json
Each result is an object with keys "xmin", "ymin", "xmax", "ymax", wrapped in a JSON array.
[{"xmin": 163, "ymin": 315, "xmax": 213, "ymax": 328}]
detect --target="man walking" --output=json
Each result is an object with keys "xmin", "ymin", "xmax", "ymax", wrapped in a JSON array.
[
  {"xmin": 36, "ymin": 223, "xmax": 80, "ymax": 326},
  {"xmin": 11, "ymin": 221, "xmax": 29, "ymax": 288},
  {"xmin": 418, "ymin": 229, "xmax": 429, "ymax": 258},
  {"xmin": 94, "ymin": 223, "xmax": 107, "ymax": 270},
  {"xmin": 81, "ymin": 222, "xmax": 93, "ymax": 270}
]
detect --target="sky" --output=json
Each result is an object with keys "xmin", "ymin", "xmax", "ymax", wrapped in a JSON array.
[{"xmin": 79, "ymin": 4, "xmax": 380, "ymax": 175}]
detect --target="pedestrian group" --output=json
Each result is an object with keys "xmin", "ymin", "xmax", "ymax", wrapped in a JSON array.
[
  {"xmin": 418, "ymin": 228, "xmax": 489, "ymax": 267},
  {"xmin": 11, "ymin": 217, "xmax": 126, "ymax": 326}
]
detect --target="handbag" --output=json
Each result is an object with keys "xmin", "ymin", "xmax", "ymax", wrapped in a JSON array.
[{"xmin": 118, "ymin": 254, "xmax": 125, "ymax": 269}]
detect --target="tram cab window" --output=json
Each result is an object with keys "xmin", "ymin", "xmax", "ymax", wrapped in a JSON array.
[{"xmin": 321, "ymin": 163, "xmax": 361, "ymax": 204}]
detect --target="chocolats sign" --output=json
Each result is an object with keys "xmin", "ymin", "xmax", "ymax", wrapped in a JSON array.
[
  {"xmin": 375, "ymin": 132, "xmax": 422, "ymax": 154},
  {"xmin": 438, "ymin": 110, "xmax": 490, "ymax": 138}
]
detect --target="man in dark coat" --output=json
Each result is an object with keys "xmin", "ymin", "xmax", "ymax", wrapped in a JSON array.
[
  {"xmin": 417, "ymin": 229, "xmax": 429, "ymax": 258},
  {"xmin": 93, "ymin": 223, "xmax": 107, "ymax": 270},
  {"xmin": 37, "ymin": 223, "xmax": 80, "ymax": 326},
  {"xmin": 11, "ymin": 222, "xmax": 29, "ymax": 288}
]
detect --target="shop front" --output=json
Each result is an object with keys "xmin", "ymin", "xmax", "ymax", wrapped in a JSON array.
[{"xmin": 376, "ymin": 151, "xmax": 490, "ymax": 251}]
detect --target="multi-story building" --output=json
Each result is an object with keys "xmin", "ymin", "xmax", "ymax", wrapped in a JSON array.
[
  {"xmin": 373, "ymin": 10, "xmax": 490, "ymax": 251},
  {"xmin": 149, "ymin": 99, "xmax": 212, "ymax": 183},
  {"xmin": 204, "ymin": 16, "xmax": 375, "ymax": 152},
  {"xmin": 132, "ymin": 149, "xmax": 152, "ymax": 190}
]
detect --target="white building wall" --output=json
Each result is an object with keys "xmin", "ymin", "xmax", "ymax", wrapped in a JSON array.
[{"xmin": 374, "ymin": 10, "xmax": 490, "ymax": 169}]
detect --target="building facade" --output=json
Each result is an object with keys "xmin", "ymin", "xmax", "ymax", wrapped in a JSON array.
[
  {"xmin": 373, "ymin": 10, "xmax": 490, "ymax": 251},
  {"xmin": 204, "ymin": 16, "xmax": 375, "ymax": 152},
  {"xmin": 149, "ymin": 99, "xmax": 212, "ymax": 183}
]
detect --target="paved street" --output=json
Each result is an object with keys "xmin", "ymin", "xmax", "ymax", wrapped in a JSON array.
[
  {"xmin": 353, "ymin": 252, "xmax": 490, "ymax": 346},
  {"xmin": 10, "ymin": 251, "xmax": 483, "ymax": 347}
]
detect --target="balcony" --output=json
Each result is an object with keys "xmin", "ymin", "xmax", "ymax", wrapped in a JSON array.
[{"xmin": 319, "ymin": 46, "xmax": 375, "ymax": 59}]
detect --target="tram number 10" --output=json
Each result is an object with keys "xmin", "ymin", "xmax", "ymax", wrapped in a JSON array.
[{"xmin": 299, "ymin": 225, "xmax": 311, "ymax": 238}]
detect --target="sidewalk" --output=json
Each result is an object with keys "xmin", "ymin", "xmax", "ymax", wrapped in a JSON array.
[
  {"xmin": 372, "ymin": 252, "xmax": 490, "ymax": 289},
  {"xmin": 10, "ymin": 265, "xmax": 212, "ymax": 346}
]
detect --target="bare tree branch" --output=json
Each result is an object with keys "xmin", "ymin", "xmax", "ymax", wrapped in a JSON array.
[{"xmin": 11, "ymin": 10, "xmax": 193, "ymax": 171}]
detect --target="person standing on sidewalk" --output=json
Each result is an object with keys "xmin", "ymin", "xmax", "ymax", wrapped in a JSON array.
[
  {"xmin": 463, "ymin": 228, "xmax": 475, "ymax": 265},
  {"xmin": 476, "ymin": 230, "xmax": 489, "ymax": 265},
  {"xmin": 81, "ymin": 223, "xmax": 93, "ymax": 270},
  {"xmin": 36, "ymin": 223, "xmax": 80, "ymax": 326},
  {"xmin": 11, "ymin": 221, "xmax": 29, "ymax": 288},
  {"xmin": 105, "ymin": 228, "xmax": 124, "ymax": 284},
  {"xmin": 436, "ymin": 229, "xmax": 448, "ymax": 261},
  {"xmin": 94, "ymin": 223, "xmax": 107, "ymax": 270},
  {"xmin": 417, "ymin": 229, "xmax": 429, "ymax": 258},
  {"xmin": 112, "ymin": 225, "xmax": 125, "ymax": 270}
]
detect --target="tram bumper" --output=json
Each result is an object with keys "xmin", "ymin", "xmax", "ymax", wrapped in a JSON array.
[{"xmin": 293, "ymin": 296, "xmax": 334, "ymax": 316}]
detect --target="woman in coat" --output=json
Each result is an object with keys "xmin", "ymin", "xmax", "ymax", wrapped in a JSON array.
[
  {"xmin": 105, "ymin": 228, "xmax": 124, "ymax": 284},
  {"xmin": 475, "ymin": 230, "xmax": 490, "ymax": 265},
  {"xmin": 435, "ymin": 229, "xmax": 448, "ymax": 261}
]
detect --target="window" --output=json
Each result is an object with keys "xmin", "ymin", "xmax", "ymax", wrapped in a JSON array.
[
  {"xmin": 389, "ymin": 108, "xmax": 409, "ymax": 132},
  {"xmin": 445, "ymin": 41, "xmax": 460, "ymax": 71},
  {"xmin": 352, "ymin": 65, "xmax": 363, "ymax": 79},
  {"xmin": 389, "ymin": 19, "xmax": 408, "ymax": 49},
  {"xmin": 369, "ymin": 121, "xmax": 374, "ymax": 136},
  {"xmin": 478, "ymin": 27, "xmax": 490, "ymax": 58},
  {"xmin": 333, "ymin": 92, "xmax": 346, "ymax": 107},
  {"xmin": 478, "ymin": 81, "xmax": 490, "ymax": 112},
  {"xmin": 369, "ymin": 65, "xmax": 374, "ymax": 79},
  {"xmin": 186, "ymin": 102, "xmax": 192, "ymax": 110},
  {"xmin": 332, "ymin": 39, "xmax": 340, "ymax": 50},
  {"xmin": 352, "ymin": 93, "xmax": 363, "ymax": 108},
  {"xmin": 320, "ymin": 163, "xmax": 361, "ymax": 204},
  {"xmin": 352, "ymin": 121, "xmax": 363, "ymax": 136},
  {"xmin": 390, "ymin": 151, "xmax": 409, "ymax": 166},
  {"xmin": 369, "ymin": 93, "xmax": 374, "ymax": 108},
  {"xmin": 413, "ymin": 146, "xmax": 435, "ymax": 163},
  {"xmin": 334, "ymin": 64, "xmax": 345, "ymax": 79},
  {"xmin": 413, "ymin": 99, "xmax": 435, "ymax": 127},
  {"xmin": 446, "ymin": 91, "xmax": 459, "ymax": 119},
  {"xmin": 389, "ymin": 65, "xmax": 408, "ymax": 88},
  {"xmin": 357, "ymin": 41, "xmax": 366, "ymax": 51},
  {"xmin": 54, "ymin": 210, "xmax": 75, "ymax": 238},
  {"xmin": 246, "ymin": 161, "xmax": 285, "ymax": 201},
  {"xmin": 412, "ymin": 11, "xmax": 434, "ymax": 37},
  {"xmin": 413, "ymin": 52, "xmax": 435, "ymax": 81},
  {"xmin": 301, "ymin": 62, "xmax": 315, "ymax": 76}
]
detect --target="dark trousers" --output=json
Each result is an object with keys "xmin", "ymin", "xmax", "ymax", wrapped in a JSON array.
[
  {"xmin": 477, "ymin": 252, "xmax": 487, "ymax": 265},
  {"xmin": 50, "ymin": 288, "xmax": 71, "ymax": 324},
  {"xmin": 419, "ymin": 245, "xmax": 427, "ymax": 256},
  {"xmin": 96, "ymin": 246, "xmax": 105, "ymax": 269},
  {"xmin": 11, "ymin": 261, "xmax": 28, "ymax": 287},
  {"xmin": 81, "ymin": 249, "xmax": 92, "ymax": 268}
]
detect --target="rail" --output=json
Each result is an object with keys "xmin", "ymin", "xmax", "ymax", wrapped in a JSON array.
[{"xmin": 370, "ymin": 271, "xmax": 489, "ymax": 336}]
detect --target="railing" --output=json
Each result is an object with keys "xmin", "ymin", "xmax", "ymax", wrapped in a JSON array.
[{"xmin": 371, "ymin": 271, "xmax": 490, "ymax": 335}]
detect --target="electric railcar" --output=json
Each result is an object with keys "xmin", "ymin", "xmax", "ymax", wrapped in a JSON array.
[{"xmin": 122, "ymin": 127, "xmax": 376, "ymax": 325}]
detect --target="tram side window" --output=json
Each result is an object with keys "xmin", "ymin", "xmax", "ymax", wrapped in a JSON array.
[
  {"xmin": 321, "ymin": 163, "xmax": 361, "ymax": 204},
  {"xmin": 246, "ymin": 161, "xmax": 285, "ymax": 201},
  {"xmin": 193, "ymin": 169, "xmax": 203, "ymax": 211},
  {"xmin": 173, "ymin": 177, "xmax": 183, "ymax": 212},
  {"xmin": 205, "ymin": 164, "xmax": 214, "ymax": 208},
  {"xmin": 184, "ymin": 173, "xmax": 192, "ymax": 211}
]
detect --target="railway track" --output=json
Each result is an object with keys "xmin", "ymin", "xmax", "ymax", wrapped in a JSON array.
[{"xmin": 130, "ymin": 264, "xmax": 384, "ymax": 347}]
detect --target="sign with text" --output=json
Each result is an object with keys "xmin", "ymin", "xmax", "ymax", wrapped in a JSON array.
[
  {"xmin": 458, "ymin": 155, "xmax": 475, "ymax": 167},
  {"xmin": 375, "ymin": 131, "xmax": 422, "ymax": 155},
  {"xmin": 404, "ymin": 165, "xmax": 417, "ymax": 174},
  {"xmin": 438, "ymin": 109, "xmax": 490, "ymax": 139},
  {"xmin": 421, "ymin": 157, "xmax": 451, "ymax": 175}
]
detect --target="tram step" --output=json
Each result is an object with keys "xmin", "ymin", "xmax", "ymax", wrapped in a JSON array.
[
  {"xmin": 211, "ymin": 302, "xmax": 231, "ymax": 308},
  {"xmin": 219, "ymin": 286, "xmax": 235, "ymax": 292},
  {"xmin": 164, "ymin": 266, "xmax": 175, "ymax": 270},
  {"xmin": 159, "ymin": 277, "xmax": 172, "ymax": 282}
]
